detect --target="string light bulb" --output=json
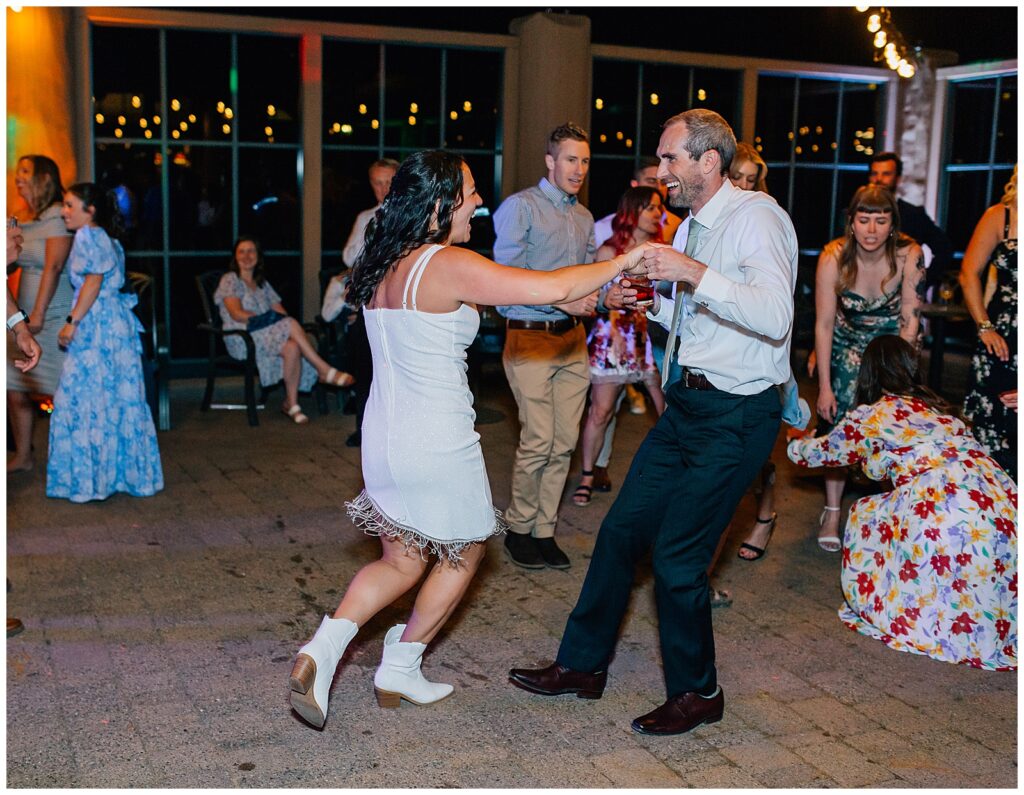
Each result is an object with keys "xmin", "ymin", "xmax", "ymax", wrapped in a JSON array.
[{"xmin": 862, "ymin": 8, "xmax": 920, "ymax": 80}]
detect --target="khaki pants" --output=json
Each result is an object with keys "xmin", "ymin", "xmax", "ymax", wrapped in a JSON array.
[{"xmin": 502, "ymin": 325, "xmax": 590, "ymax": 539}]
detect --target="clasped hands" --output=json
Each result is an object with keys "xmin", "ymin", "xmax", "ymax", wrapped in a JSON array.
[{"xmin": 609, "ymin": 242, "xmax": 705, "ymax": 309}]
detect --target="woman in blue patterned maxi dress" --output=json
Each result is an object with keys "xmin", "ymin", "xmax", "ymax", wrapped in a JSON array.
[{"xmin": 46, "ymin": 183, "xmax": 163, "ymax": 503}]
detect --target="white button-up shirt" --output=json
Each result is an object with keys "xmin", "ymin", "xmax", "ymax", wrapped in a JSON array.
[
  {"xmin": 648, "ymin": 181, "xmax": 798, "ymax": 395},
  {"xmin": 342, "ymin": 204, "xmax": 381, "ymax": 267}
]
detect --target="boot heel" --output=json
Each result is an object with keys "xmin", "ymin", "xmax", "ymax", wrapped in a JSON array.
[
  {"xmin": 374, "ymin": 688, "xmax": 402, "ymax": 709},
  {"xmin": 576, "ymin": 689, "xmax": 603, "ymax": 700},
  {"xmin": 289, "ymin": 654, "xmax": 316, "ymax": 694}
]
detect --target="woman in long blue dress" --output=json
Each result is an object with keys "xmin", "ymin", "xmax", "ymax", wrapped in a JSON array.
[{"xmin": 46, "ymin": 183, "xmax": 163, "ymax": 503}]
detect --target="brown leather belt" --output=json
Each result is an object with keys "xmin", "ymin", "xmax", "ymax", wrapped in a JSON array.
[
  {"xmin": 681, "ymin": 368, "xmax": 719, "ymax": 391},
  {"xmin": 506, "ymin": 317, "xmax": 580, "ymax": 334}
]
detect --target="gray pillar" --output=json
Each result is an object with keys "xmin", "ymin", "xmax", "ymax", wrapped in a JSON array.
[
  {"xmin": 893, "ymin": 49, "xmax": 958, "ymax": 206},
  {"xmin": 506, "ymin": 12, "xmax": 592, "ymax": 198}
]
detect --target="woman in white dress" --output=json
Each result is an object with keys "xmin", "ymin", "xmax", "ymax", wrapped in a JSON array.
[{"xmin": 288, "ymin": 150, "xmax": 649, "ymax": 728}]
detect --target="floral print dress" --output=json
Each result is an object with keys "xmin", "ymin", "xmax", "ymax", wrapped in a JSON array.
[
  {"xmin": 213, "ymin": 272, "xmax": 316, "ymax": 390},
  {"xmin": 828, "ymin": 288, "xmax": 901, "ymax": 425},
  {"xmin": 46, "ymin": 225, "xmax": 164, "ymax": 503},
  {"xmin": 788, "ymin": 395, "xmax": 1017, "ymax": 671},
  {"xmin": 587, "ymin": 275, "xmax": 659, "ymax": 385},
  {"xmin": 963, "ymin": 207, "xmax": 1017, "ymax": 479}
]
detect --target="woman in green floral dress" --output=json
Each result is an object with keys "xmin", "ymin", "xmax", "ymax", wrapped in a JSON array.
[{"xmin": 811, "ymin": 185, "xmax": 924, "ymax": 552}]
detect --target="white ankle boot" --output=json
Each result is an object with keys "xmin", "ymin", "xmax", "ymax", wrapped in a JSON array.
[
  {"xmin": 373, "ymin": 623, "xmax": 454, "ymax": 708},
  {"xmin": 289, "ymin": 615, "xmax": 358, "ymax": 728}
]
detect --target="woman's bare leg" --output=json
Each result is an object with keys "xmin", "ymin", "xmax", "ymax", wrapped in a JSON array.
[
  {"xmin": 402, "ymin": 542, "xmax": 487, "ymax": 643},
  {"xmin": 284, "ymin": 317, "xmax": 334, "ymax": 377},
  {"xmin": 645, "ymin": 379, "xmax": 667, "ymax": 416},
  {"xmin": 820, "ymin": 471, "xmax": 846, "ymax": 545},
  {"xmin": 738, "ymin": 463, "xmax": 777, "ymax": 559},
  {"xmin": 7, "ymin": 390, "xmax": 35, "ymax": 472},
  {"xmin": 332, "ymin": 536, "xmax": 430, "ymax": 626},
  {"xmin": 280, "ymin": 339, "xmax": 301, "ymax": 409},
  {"xmin": 577, "ymin": 383, "xmax": 624, "ymax": 493}
]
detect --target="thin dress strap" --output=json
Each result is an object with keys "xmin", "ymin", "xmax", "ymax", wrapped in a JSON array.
[
  {"xmin": 1003, "ymin": 205, "xmax": 1011, "ymax": 240},
  {"xmin": 401, "ymin": 244, "xmax": 445, "ymax": 311}
]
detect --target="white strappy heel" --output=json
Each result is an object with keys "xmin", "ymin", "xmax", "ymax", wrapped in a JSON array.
[{"xmin": 817, "ymin": 505, "xmax": 842, "ymax": 553}]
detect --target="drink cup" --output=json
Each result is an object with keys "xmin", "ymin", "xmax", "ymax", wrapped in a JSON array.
[{"xmin": 629, "ymin": 275, "xmax": 654, "ymax": 307}]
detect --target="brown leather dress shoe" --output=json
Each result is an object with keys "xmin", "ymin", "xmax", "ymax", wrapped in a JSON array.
[
  {"xmin": 631, "ymin": 688, "xmax": 724, "ymax": 735},
  {"xmin": 7, "ymin": 617, "xmax": 25, "ymax": 638},
  {"xmin": 592, "ymin": 465, "xmax": 612, "ymax": 492},
  {"xmin": 508, "ymin": 662, "xmax": 606, "ymax": 699}
]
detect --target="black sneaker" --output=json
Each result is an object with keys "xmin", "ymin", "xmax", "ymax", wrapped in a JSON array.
[
  {"xmin": 504, "ymin": 532, "xmax": 545, "ymax": 569},
  {"xmin": 535, "ymin": 537, "xmax": 571, "ymax": 570}
]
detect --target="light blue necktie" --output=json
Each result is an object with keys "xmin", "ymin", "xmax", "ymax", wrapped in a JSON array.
[{"xmin": 661, "ymin": 216, "xmax": 703, "ymax": 389}]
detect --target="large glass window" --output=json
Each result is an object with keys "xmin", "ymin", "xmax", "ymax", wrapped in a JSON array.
[
  {"xmin": 754, "ymin": 74, "xmax": 889, "ymax": 346},
  {"xmin": 321, "ymin": 41, "xmax": 504, "ymax": 261},
  {"xmin": 92, "ymin": 25, "xmax": 303, "ymax": 362},
  {"xmin": 939, "ymin": 72, "xmax": 1017, "ymax": 256},
  {"xmin": 590, "ymin": 58, "xmax": 742, "ymax": 220}
]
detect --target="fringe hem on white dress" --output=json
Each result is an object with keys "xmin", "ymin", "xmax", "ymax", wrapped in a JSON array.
[{"xmin": 345, "ymin": 490, "xmax": 507, "ymax": 565}]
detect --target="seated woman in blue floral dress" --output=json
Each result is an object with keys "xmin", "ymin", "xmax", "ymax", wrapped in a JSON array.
[
  {"xmin": 46, "ymin": 183, "xmax": 164, "ymax": 503},
  {"xmin": 214, "ymin": 237, "xmax": 354, "ymax": 424}
]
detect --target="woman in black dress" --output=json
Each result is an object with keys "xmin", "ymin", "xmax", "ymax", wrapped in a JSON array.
[{"xmin": 961, "ymin": 166, "xmax": 1017, "ymax": 480}]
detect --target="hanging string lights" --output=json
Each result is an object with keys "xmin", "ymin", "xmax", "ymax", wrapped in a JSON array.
[{"xmin": 855, "ymin": 6, "xmax": 918, "ymax": 79}]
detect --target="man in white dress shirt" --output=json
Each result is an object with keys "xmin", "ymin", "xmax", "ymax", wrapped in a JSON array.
[
  {"xmin": 510, "ymin": 109, "xmax": 798, "ymax": 737},
  {"xmin": 339, "ymin": 158, "xmax": 399, "ymax": 447},
  {"xmin": 342, "ymin": 159, "xmax": 400, "ymax": 267}
]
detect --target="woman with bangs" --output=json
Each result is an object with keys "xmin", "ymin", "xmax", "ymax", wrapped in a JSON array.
[
  {"xmin": 572, "ymin": 185, "xmax": 667, "ymax": 507},
  {"xmin": 811, "ymin": 185, "xmax": 924, "ymax": 552}
]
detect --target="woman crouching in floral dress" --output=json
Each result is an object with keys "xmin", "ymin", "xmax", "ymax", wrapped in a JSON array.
[{"xmin": 789, "ymin": 335, "xmax": 1016, "ymax": 670}]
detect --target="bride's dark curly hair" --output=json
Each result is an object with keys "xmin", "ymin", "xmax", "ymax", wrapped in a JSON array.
[{"xmin": 347, "ymin": 150, "xmax": 466, "ymax": 307}]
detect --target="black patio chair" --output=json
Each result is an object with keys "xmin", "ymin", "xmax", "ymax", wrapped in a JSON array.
[
  {"xmin": 195, "ymin": 270, "xmax": 262, "ymax": 426},
  {"xmin": 195, "ymin": 271, "xmax": 329, "ymax": 427},
  {"xmin": 124, "ymin": 271, "xmax": 171, "ymax": 431}
]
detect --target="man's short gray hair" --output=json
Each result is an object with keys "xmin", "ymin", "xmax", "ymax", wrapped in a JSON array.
[
  {"xmin": 370, "ymin": 158, "xmax": 400, "ymax": 173},
  {"xmin": 663, "ymin": 109, "xmax": 736, "ymax": 177}
]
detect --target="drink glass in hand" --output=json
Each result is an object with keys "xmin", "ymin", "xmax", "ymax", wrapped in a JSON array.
[{"xmin": 629, "ymin": 275, "xmax": 654, "ymax": 307}]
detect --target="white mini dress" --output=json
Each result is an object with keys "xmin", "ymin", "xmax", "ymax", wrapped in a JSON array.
[{"xmin": 345, "ymin": 244, "xmax": 506, "ymax": 561}]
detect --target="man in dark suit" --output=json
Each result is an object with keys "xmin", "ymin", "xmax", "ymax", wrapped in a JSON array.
[{"xmin": 868, "ymin": 151, "xmax": 955, "ymax": 288}]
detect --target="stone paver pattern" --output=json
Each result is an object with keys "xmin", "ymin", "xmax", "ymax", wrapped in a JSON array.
[{"xmin": 6, "ymin": 370, "xmax": 1016, "ymax": 788}]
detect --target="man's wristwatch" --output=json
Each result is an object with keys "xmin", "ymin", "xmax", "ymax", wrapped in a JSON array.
[
  {"xmin": 977, "ymin": 321, "xmax": 995, "ymax": 334},
  {"xmin": 6, "ymin": 310, "xmax": 28, "ymax": 331},
  {"xmin": 65, "ymin": 314, "xmax": 80, "ymax": 326}
]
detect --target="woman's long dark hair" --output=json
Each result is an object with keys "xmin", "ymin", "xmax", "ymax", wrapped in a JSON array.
[
  {"xmin": 347, "ymin": 150, "xmax": 465, "ymax": 308},
  {"xmin": 66, "ymin": 182, "xmax": 125, "ymax": 240},
  {"xmin": 607, "ymin": 186, "xmax": 663, "ymax": 256},
  {"xmin": 854, "ymin": 335, "xmax": 954, "ymax": 416},
  {"xmin": 227, "ymin": 236, "xmax": 267, "ymax": 287}
]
